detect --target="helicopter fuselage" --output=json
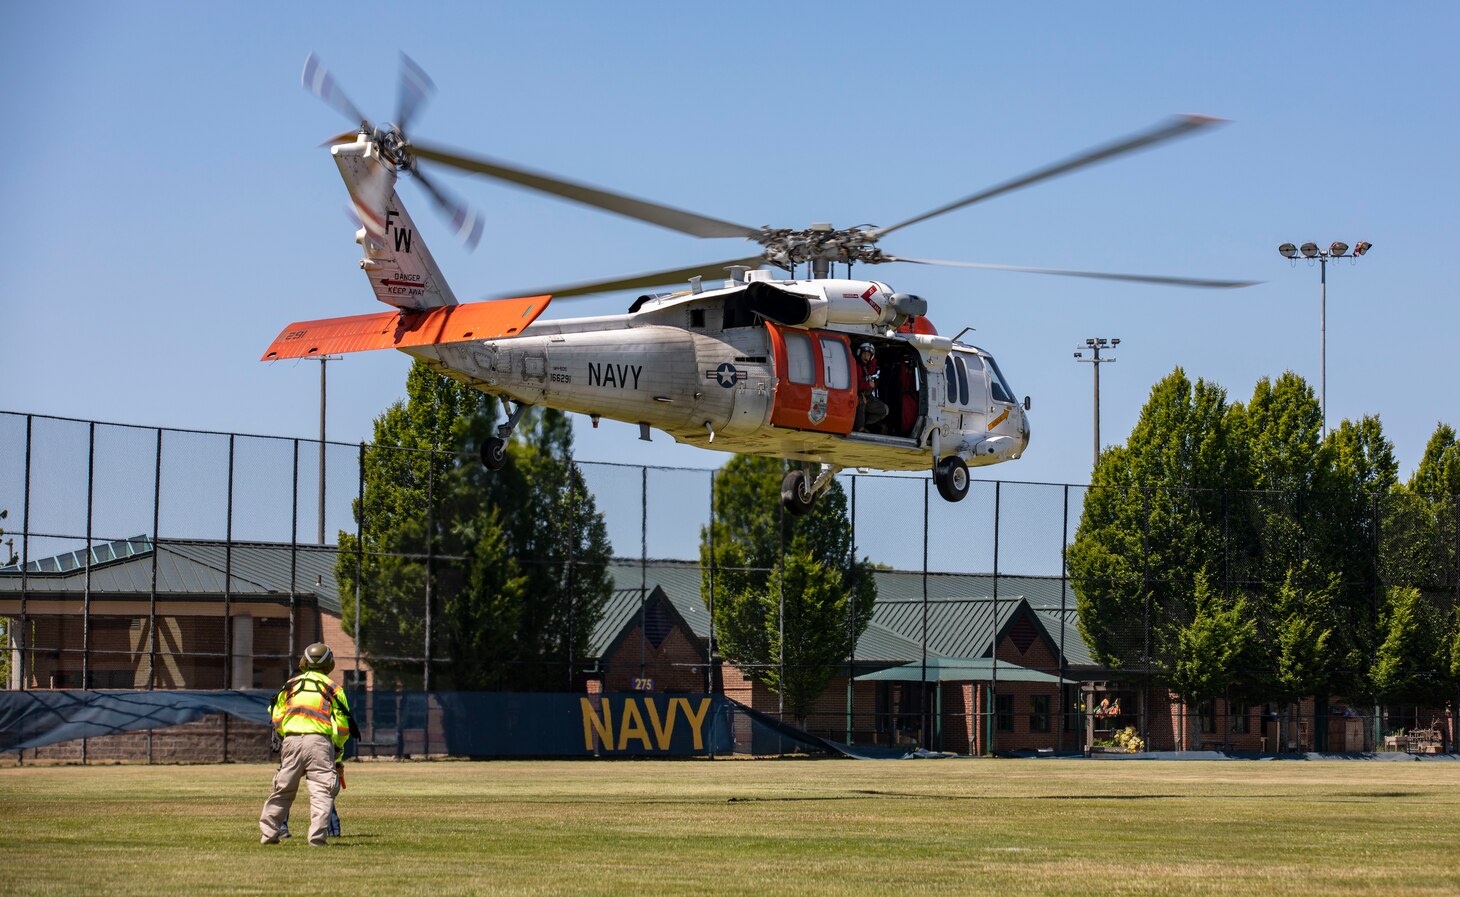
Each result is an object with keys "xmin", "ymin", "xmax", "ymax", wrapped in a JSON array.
[{"xmin": 410, "ymin": 273, "xmax": 1030, "ymax": 473}]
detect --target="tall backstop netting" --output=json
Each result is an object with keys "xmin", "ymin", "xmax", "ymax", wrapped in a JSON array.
[{"xmin": 1, "ymin": 411, "xmax": 1456, "ymax": 761}]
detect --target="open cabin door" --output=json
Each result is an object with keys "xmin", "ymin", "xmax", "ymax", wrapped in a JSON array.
[{"xmin": 767, "ymin": 324, "xmax": 857, "ymax": 435}]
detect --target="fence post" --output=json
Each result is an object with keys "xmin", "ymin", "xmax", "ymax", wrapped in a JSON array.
[
  {"xmin": 289, "ymin": 440, "xmax": 299, "ymax": 674},
  {"xmin": 223, "ymin": 434, "xmax": 235, "ymax": 762},
  {"xmin": 777, "ymin": 483, "xmax": 785, "ymax": 721},
  {"xmin": 1140, "ymin": 487, "xmax": 1151, "ymax": 752},
  {"xmin": 424, "ymin": 450, "xmax": 434, "ymax": 697},
  {"xmin": 19, "ymin": 415, "xmax": 32, "ymax": 694},
  {"xmin": 991, "ymin": 481, "xmax": 1001, "ymax": 756},
  {"xmin": 921, "ymin": 478, "xmax": 930, "ymax": 750},
  {"xmin": 83, "ymin": 422, "xmax": 94, "ymax": 693},
  {"xmin": 707, "ymin": 469, "xmax": 717, "ymax": 695},
  {"xmin": 1059, "ymin": 483, "xmax": 1069, "ymax": 753},
  {"xmin": 148, "ymin": 427, "xmax": 162, "ymax": 765},
  {"xmin": 846, "ymin": 473, "xmax": 856, "ymax": 744},
  {"xmin": 354, "ymin": 443, "xmax": 364, "ymax": 689},
  {"xmin": 224, "ymin": 435, "xmax": 236, "ymax": 690},
  {"xmin": 640, "ymin": 465, "xmax": 648, "ymax": 683},
  {"xmin": 566, "ymin": 456, "xmax": 577, "ymax": 691}
]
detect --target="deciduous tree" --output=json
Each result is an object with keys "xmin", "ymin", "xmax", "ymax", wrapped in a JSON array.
[{"xmin": 700, "ymin": 455, "xmax": 876, "ymax": 725}]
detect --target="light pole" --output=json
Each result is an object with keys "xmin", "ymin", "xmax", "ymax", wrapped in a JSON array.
[
  {"xmin": 1278, "ymin": 241, "xmax": 1371, "ymax": 436},
  {"xmin": 316, "ymin": 355, "xmax": 341, "ymax": 545},
  {"xmin": 1074, "ymin": 337, "xmax": 1119, "ymax": 471}
]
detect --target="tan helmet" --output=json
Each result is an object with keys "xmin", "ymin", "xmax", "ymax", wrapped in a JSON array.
[{"xmin": 299, "ymin": 642, "xmax": 335, "ymax": 674}]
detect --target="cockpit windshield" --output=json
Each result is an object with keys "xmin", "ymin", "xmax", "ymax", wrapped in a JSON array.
[{"xmin": 986, "ymin": 355, "xmax": 1016, "ymax": 405}]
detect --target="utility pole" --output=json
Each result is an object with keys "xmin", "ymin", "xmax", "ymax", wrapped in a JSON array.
[
  {"xmin": 1278, "ymin": 241, "xmax": 1372, "ymax": 436},
  {"xmin": 317, "ymin": 356, "xmax": 341, "ymax": 545},
  {"xmin": 1074, "ymin": 338, "xmax": 1119, "ymax": 471}
]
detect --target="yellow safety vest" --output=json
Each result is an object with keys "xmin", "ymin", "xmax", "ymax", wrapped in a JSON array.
[{"xmin": 271, "ymin": 671, "xmax": 351, "ymax": 753}]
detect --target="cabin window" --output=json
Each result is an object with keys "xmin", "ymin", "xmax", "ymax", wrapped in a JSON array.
[
  {"xmin": 943, "ymin": 357, "xmax": 956, "ymax": 404},
  {"xmin": 784, "ymin": 331, "xmax": 814, "ymax": 385},
  {"xmin": 954, "ymin": 356, "xmax": 970, "ymax": 407},
  {"xmin": 987, "ymin": 355, "xmax": 1016, "ymax": 404},
  {"xmin": 819, "ymin": 338, "xmax": 850, "ymax": 389}
]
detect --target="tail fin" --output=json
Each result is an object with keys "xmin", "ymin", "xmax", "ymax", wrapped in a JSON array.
[{"xmin": 333, "ymin": 139, "xmax": 457, "ymax": 311}]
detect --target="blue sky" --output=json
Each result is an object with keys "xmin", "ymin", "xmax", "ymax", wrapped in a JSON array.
[{"xmin": 4, "ymin": 2, "xmax": 1457, "ymax": 491}]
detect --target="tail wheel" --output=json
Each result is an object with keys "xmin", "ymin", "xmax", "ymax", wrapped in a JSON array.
[
  {"xmin": 481, "ymin": 436, "xmax": 508, "ymax": 471},
  {"xmin": 781, "ymin": 470, "xmax": 816, "ymax": 516},
  {"xmin": 934, "ymin": 456, "xmax": 970, "ymax": 503}
]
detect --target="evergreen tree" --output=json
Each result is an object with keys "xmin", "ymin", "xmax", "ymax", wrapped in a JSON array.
[
  {"xmin": 337, "ymin": 361, "xmax": 611, "ymax": 693},
  {"xmin": 700, "ymin": 455, "xmax": 876, "ymax": 724}
]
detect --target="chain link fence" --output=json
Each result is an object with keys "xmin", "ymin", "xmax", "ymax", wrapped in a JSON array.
[{"xmin": 2, "ymin": 411, "xmax": 1457, "ymax": 761}]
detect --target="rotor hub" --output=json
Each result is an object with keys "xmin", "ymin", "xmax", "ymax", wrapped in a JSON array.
[
  {"xmin": 756, "ymin": 226, "xmax": 883, "ymax": 269},
  {"xmin": 372, "ymin": 124, "xmax": 412, "ymax": 170}
]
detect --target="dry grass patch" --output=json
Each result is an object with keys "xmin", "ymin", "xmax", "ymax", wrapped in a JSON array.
[{"xmin": 1, "ymin": 759, "xmax": 1457, "ymax": 896}]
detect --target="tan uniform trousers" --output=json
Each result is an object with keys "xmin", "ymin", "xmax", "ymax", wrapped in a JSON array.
[{"xmin": 259, "ymin": 732, "xmax": 340, "ymax": 845}]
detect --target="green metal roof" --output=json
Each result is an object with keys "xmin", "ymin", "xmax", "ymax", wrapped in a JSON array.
[
  {"xmin": 854, "ymin": 656, "xmax": 1075, "ymax": 684},
  {"xmin": 0, "ymin": 538, "xmax": 341, "ymax": 615}
]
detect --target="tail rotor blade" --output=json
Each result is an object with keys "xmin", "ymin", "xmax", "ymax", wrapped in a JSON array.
[
  {"xmin": 414, "ymin": 169, "xmax": 483, "ymax": 250},
  {"xmin": 395, "ymin": 52, "xmax": 435, "ymax": 135},
  {"xmin": 351, "ymin": 157, "xmax": 393, "ymax": 240},
  {"xmin": 301, "ymin": 53, "xmax": 368, "ymax": 126}
]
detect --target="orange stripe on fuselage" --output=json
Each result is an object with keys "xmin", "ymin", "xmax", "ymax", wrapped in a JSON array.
[{"xmin": 260, "ymin": 296, "xmax": 551, "ymax": 361}]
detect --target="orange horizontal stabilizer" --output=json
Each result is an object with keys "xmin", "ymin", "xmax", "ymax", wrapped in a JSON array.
[{"xmin": 260, "ymin": 296, "xmax": 551, "ymax": 361}]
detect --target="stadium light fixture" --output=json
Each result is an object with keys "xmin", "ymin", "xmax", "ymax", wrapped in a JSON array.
[
  {"xmin": 1277, "ymin": 239, "xmax": 1371, "ymax": 436},
  {"xmin": 1278, "ymin": 242, "xmax": 1298, "ymax": 259},
  {"xmin": 1075, "ymin": 337, "xmax": 1120, "ymax": 473}
]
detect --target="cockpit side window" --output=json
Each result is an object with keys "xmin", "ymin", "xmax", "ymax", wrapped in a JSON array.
[
  {"xmin": 953, "ymin": 356, "xmax": 970, "ymax": 407},
  {"xmin": 986, "ymin": 355, "xmax": 1016, "ymax": 404}
]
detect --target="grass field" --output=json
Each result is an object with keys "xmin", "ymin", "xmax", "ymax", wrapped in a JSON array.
[{"xmin": 2, "ymin": 759, "xmax": 1458, "ymax": 896}]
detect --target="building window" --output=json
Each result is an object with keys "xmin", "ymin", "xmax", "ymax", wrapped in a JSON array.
[
  {"xmin": 995, "ymin": 693, "xmax": 1014, "ymax": 732},
  {"xmin": 1199, "ymin": 700, "xmax": 1217, "ymax": 734},
  {"xmin": 1030, "ymin": 694, "xmax": 1050, "ymax": 732},
  {"xmin": 1230, "ymin": 702, "xmax": 1249, "ymax": 734}
]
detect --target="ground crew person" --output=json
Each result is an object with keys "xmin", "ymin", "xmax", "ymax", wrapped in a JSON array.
[{"xmin": 259, "ymin": 643, "xmax": 353, "ymax": 846}]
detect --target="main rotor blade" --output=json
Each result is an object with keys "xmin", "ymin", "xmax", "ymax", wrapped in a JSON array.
[
  {"xmin": 883, "ymin": 256, "xmax": 1260, "ymax": 289},
  {"xmin": 413, "ymin": 169, "xmax": 483, "ymax": 250},
  {"xmin": 302, "ymin": 53, "xmax": 367, "ymax": 126},
  {"xmin": 411, "ymin": 141, "xmax": 761, "ymax": 240},
  {"xmin": 873, "ymin": 115, "xmax": 1225, "ymax": 240},
  {"xmin": 491, "ymin": 257, "xmax": 768, "ymax": 300},
  {"xmin": 395, "ymin": 52, "xmax": 434, "ymax": 135}
]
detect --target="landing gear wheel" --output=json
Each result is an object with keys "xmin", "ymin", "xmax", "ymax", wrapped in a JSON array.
[
  {"xmin": 781, "ymin": 470, "xmax": 816, "ymax": 516},
  {"xmin": 481, "ymin": 436, "xmax": 508, "ymax": 471},
  {"xmin": 934, "ymin": 456, "xmax": 970, "ymax": 503}
]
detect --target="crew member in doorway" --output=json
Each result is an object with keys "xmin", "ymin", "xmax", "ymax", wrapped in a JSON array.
[{"xmin": 854, "ymin": 343, "xmax": 889, "ymax": 432}]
